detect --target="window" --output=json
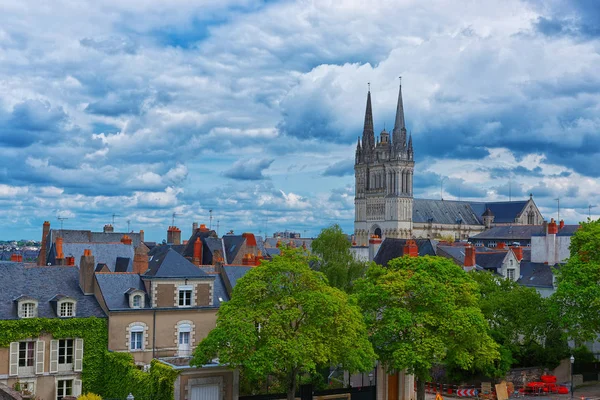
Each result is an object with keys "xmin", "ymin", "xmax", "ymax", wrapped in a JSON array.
[
  {"xmin": 507, "ymin": 269, "xmax": 515, "ymax": 281},
  {"xmin": 178, "ymin": 286, "xmax": 193, "ymax": 307},
  {"xmin": 177, "ymin": 322, "xmax": 192, "ymax": 357},
  {"xmin": 58, "ymin": 339, "xmax": 73, "ymax": 365},
  {"xmin": 132, "ymin": 295, "xmax": 141, "ymax": 308},
  {"xmin": 57, "ymin": 379, "xmax": 73, "ymax": 400},
  {"xmin": 21, "ymin": 302, "xmax": 35, "ymax": 318},
  {"xmin": 488, "ymin": 241, "xmax": 496, "ymax": 248},
  {"xmin": 130, "ymin": 327, "xmax": 144, "ymax": 351},
  {"xmin": 19, "ymin": 342, "xmax": 35, "ymax": 367},
  {"xmin": 59, "ymin": 302, "xmax": 74, "ymax": 317}
]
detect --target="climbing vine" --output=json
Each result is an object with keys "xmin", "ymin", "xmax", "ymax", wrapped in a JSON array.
[{"xmin": 0, "ymin": 317, "xmax": 178, "ymax": 399}]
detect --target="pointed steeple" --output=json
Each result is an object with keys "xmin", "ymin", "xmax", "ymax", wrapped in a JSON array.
[
  {"xmin": 362, "ymin": 84, "xmax": 375, "ymax": 150},
  {"xmin": 392, "ymin": 77, "xmax": 407, "ymax": 151},
  {"xmin": 407, "ymin": 132, "xmax": 413, "ymax": 160}
]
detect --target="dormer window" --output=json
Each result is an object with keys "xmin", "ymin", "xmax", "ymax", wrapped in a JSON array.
[
  {"xmin": 60, "ymin": 302, "xmax": 74, "ymax": 317},
  {"xmin": 126, "ymin": 289, "xmax": 146, "ymax": 309},
  {"xmin": 133, "ymin": 295, "xmax": 141, "ymax": 308},
  {"xmin": 21, "ymin": 303, "xmax": 35, "ymax": 318}
]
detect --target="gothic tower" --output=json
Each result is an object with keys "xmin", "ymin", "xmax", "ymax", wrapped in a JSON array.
[{"xmin": 354, "ymin": 81, "xmax": 414, "ymax": 245}]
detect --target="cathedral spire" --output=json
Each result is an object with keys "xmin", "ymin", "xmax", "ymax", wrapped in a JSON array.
[
  {"xmin": 362, "ymin": 84, "xmax": 375, "ymax": 150},
  {"xmin": 392, "ymin": 77, "xmax": 407, "ymax": 150}
]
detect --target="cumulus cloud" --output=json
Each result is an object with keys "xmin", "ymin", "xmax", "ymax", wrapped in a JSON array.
[
  {"xmin": 224, "ymin": 158, "xmax": 274, "ymax": 181},
  {"xmin": 323, "ymin": 159, "xmax": 354, "ymax": 177}
]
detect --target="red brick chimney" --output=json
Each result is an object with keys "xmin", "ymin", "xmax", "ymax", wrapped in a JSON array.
[
  {"xmin": 464, "ymin": 244, "xmax": 476, "ymax": 268},
  {"xmin": 55, "ymin": 237, "xmax": 65, "ymax": 265},
  {"xmin": 65, "ymin": 256, "xmax": 75, "ymax": 266},
  {"xmin": 548, "ymin": 218, "xmax": 558, "ymax": 235},
  {"xmin": 242, "ymin": 253, "xmax": 256, "ymax": 266},
  {"xmin": 559, "ymin": 219, "xmax": 565, "ymax": 230},
  {"xmin": 193, "ymin": 237, "xmax": 203, "ymax": 266},
  {"xmin": 497, "ymin": 242, "xmax": 506, "ymax": 250},
  {"xmin": 38, "ymin": 221, "xmax": 51, "ymax": 266},
  {"xmin": 403, "ymin": 240, "xmax": 418, "ymax": 257},
  {"xmin": 121, "ymin": 235, "xmax": 133, "ymax": 245},
  {"xmin": 11, "ymin": 254, "xmax": 22, "ymax": 262},
  {"xmin": 133, "ymin": 245, "xmax": 149, "ymax": 275},
  {"xmin": 199, "ymin": 224, "xmax": 209, "ymax": 232},
  {"xmin": 167, "ymin": 226, "xmax": 181, "ymax": 245},
  {"xmin": 511, "ymin": 245, "xmax": 523, "ymax": 262},
  {"xmin": 79, "ymin": 249, "xmax": 95, "ymax": 295},
  {"xmin": 139, "ymin": 230, "xmax": 145, "ymax": 242}
]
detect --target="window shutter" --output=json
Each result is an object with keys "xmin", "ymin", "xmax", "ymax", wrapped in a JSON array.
[
  {"xmin": 35, "ymin": 341, "xmax": 45, "ymax": 374},
  {"xmin": 9, "ymin": 342, "xmax": 19, "ymax": 376},
  {"xmin": 73, "ymin": 379, "xmax": 82, "ymax": 397},
  {"xmin": 74, "ymin": 338, "xmax": 84, "ymax": 372},
  {"xmin": 50, "ymin": 340, "xmax": 59, "ymax": 373}
]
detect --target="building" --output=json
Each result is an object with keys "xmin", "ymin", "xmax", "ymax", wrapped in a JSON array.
[
  {"xmin": 0, "ymin": 262, "xmax": 106, "ymax": 399},
  {"xmin": 353, "ymin": 83, "xmax": 544, "ymax": 245}
]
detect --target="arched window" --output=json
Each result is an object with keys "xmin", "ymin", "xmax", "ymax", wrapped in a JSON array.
[
  {"xmin": 176, "ymin": 321, "xmax": 194, "ymax": 357},
  {"xmin": 128, "ymin": 323, "xmax": 147, "ymax": 351},
  {"xmin": 58, "ymin": 300, "xmax": 76, "ymax": 318}
]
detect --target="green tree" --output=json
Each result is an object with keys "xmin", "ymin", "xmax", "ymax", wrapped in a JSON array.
[
  {"xmin": 311, "ymin": 224, "xmax": 369, "ymax": 292},
  {"xmin": 191, "ymin": 248, "xmax": 376, "ymax": 400},
  {"xmin": 553, "ymin": 219, "xmax": 600, "ymax": 343},
  {"xmin": 469, "ymin": 271, "xmax": 567, "ymax": 375},
  {"xmin": 354, "ymin": 256, "xmax": 499, "ymax": 400}
]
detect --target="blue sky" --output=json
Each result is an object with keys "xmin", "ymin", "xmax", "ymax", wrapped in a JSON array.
[{"xmin": 1, "ymin": 0, "xmax": 599, "ymax": 241}]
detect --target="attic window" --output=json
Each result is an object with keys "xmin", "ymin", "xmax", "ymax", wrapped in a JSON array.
[
  {"xmin": 58, "ymin": 300, "xmax": 76, "ymax": 318},
  {"xmin": 133, "ymin": 295, "xmax": 141, "ymax": 308},
  {"xmin": 20, "ymin": 302, "xmax": 37, "ymax": 319}
]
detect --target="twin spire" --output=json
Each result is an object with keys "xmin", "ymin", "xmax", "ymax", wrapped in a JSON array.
[{"xmin": 358, "ymin": 78, "xmax": 412, "ymax": 159}]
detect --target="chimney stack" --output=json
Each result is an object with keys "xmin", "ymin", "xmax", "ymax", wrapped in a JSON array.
[
  {"xmin": 133, "ymin": 245, "xmax": 149, "ymax": 275},
  {"xmin": 368, "ymin": 235, "xmax": 383, "ymax": 261},
  {"xmin": 548, "ymin": 218, "xmax": 558, "ymax": 235},
  {"xmin": 464, "ymin": 244, "xmax": 476, "ymax": 270},
  {"xmin": 497, "ymin": 242, "xmax": 506, "ymax": 250},
  {"xmin": 192, "ymin": 222, "xmax": 198, "ymax": 232},
  {"xmin": 65, "ymin": 256, "xmax": 75, "ymax": 266},
  {"xmin": 139, "ymin": 230, "xmax": 145, "ymax": 243},
  {"xmin": 193, "ymin": 237, "xmax": 203, "ymax": 266},
  {"xmin": 11, "ymin": 254, "xmax": 23, "ymax": 262},
  {"xmin": 38, "ymin": 221, "xmax": 51, "ymax": 266},
  {"xmin": 121, "ymin": 235, "xmax": 133, "ymax": 245},
  {"xmin": 403, "ymin": 240, "xmax": 418, "ymax": 257},
  {"xmin": 511, "ymin": 245, "xmax": 523, "ymax": 262},
  {"xmin": 79, "ymin": 249, "xmax": 95, "ymax": 295},
  {"xmin": 167, "ymin": 226, "xmax": 181, "ymax": 245},
  {"xmin": 559, "ymin": 219, "xmax": 565, "ymax": 230},
  {"xmin": 103, "ymin": 224, "xmax": 114, "ymax": 233},
  {"xmin": 199, "ymin": 224, "xmax": 209, "ymax": 232},
  {"xmin": 55, "ymin": 237, "xmax": 65, "ymax": 265}
]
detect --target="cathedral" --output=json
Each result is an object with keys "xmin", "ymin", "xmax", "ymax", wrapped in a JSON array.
[{"xmin": 354, "ymin": 81, "xmax": 544, "ymax": 246}]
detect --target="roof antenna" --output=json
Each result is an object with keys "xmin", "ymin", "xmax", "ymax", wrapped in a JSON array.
[
  {"xmin": 57, "ymin": 215, "xmax": 68, "ymax": 230},
  {"xmin": 171, "ymin": 212, "xmax": 181, "ymax": 226},
  {"xmin": 112, "ymin": 213, "xmax": 119, "ymax": 226},
  {"xmin": 209, "ymin": 209, "xmax": 213, "ymax": 230}
]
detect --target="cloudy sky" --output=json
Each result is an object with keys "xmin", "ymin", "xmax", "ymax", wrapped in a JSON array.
[{"xmin": 1, "ymin": 0, "xmax": 599, "ymax": 241}]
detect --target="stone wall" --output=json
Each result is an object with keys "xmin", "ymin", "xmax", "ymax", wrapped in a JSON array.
[{"xmin": 0, "ymin": 384, "xmax": 23, "ymax": 400}]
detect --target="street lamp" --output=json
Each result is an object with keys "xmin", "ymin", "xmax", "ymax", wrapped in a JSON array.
[{"xmin": 570, "ymin": 355, "xmax": 575, "ymax": 400}]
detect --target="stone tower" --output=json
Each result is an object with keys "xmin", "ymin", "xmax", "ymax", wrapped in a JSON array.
[{"xmin": 354, "ymin": 81, "xmax": 414, "ymax": 245}]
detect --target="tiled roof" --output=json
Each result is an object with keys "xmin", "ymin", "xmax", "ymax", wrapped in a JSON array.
[
  {"xmin": 470, "ymin": 225, "xmax": 545, "ymax": 240},
  {"xmin": 0, "ymin": 262, "xmax": 105, "ymax": 320},
  {"xmin": 48, "ymin": 242, "xmax": 134, "ymax": 272},
  {"xmin": 373, "ymin": 238, "xmax": 437, "ymax": 267},
  {"xmin": 518, "ymin": 262, "xmax": 554, "ymax": 288},
  {"xmin": 412, "ymin": 199, "xmax": 482, "ymax": 225},
  {"xmin": 115, "ymin": 257, "xmax": 131, "ymax": 273},
  {"xmin": 94, "ymin": 274, "xmax": 150, "ymax": 311},
  {"xmin": 144, "ymin": 247, "xmax": 212, "ymax": 279}
]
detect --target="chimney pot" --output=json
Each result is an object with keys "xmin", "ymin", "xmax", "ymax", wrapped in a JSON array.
[
  {"xmin": 403, "ymin": 240, "xmax": 419, "ymax": 257},
  {"xmin": 559, "ymin": 220, "xmax": 565, "ymax": 229},
  {"xmin": 464, "ymin": 244, "xmax": 476, "ymax": 268},
  {"xmin": 121, "ymin": 235, "xmax": 133, "ymax": 245},
  {"xmin": 548, "ymin": 218, "xmax": 558, "ymax": 235}
]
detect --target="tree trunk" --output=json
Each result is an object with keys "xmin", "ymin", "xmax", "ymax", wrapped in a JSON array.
[
  {"xmin": 416, "ymin": 378, "xmax": 426, "ymax": 400},
  {"xmin": 287, "ymin": 372, "xmax": 297, "ymax": 400}
]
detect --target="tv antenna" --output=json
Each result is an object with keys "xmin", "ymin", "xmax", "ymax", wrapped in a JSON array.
[
  {"xmin": 127, "ymin": 219, "xmax": 131, "ymax": 232},
  {"xmin": 209, "ymin": 209, "xmax": 213, "ymax": 230},
  {"xmin": 111, "ymin": 213, "xmax": 119, "ymax": 226},
  {"xmin": 57, "ymin": 215, "xmax": 69, "ymax": 230},
  {"xmin": 216, "ymin": 220, "xmax": 220, "ymax": 236},
  {"xmin": 171, "ymin": 212, "xmax": 181, "ymax": 226},
  {"xmin": 554, "ymin": 198, "xmax": 560, "ymax": 221}
]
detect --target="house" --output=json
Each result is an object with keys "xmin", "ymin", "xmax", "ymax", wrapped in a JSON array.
[
  {"xmin": 0, "ymin": 261, "xmax": 106, "ymax": 399},
  {"xmin": 436, "ymin": 243, "xmax": 523, "ymax": 281}
]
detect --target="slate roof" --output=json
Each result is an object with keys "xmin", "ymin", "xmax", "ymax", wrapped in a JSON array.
[
  {"xmin": 468, "ymin": 201, "xmax": 528, "ymax": 224},
  {"xmin": 517, "ymin": 262, "xmax": 554, "ymax": 288},
  {"xmin": 436, "ymin": 245, "xmax": 507, "ymax": 270},
  {"xmin": 115, "ymin": 257, "xmax": 131, "ymax": 273},
  {"xmin": 48, "ymin": 242, "xmax": 134, "ymax": 272},
  {"xmin": 265, "ymin": 248, "xmax": 281, "ymax": 257},
  {"xmin": 212, "ymin": 275, "xmax": 229, "ymax": 306},
  {"xmin": 412, "ymin": 199, "xmax": 482, "ymax": 225},
  {"xmin": 0, "ymin": 262, "xmax": 105, "ymax": 320},
  {"xmin": 475, "ymin": 252, "xmax": 507, "ymax": 271},
  {"xmin": 144, "ymin": 247, "xmax": 212, "ymax": 279},
  {"xmin": 223, "ymin": 266, "xmax": 253, "ymax": 292},
  {"xmin": 47, "ymin": 229, "xmax": 142, "ymax": 248},
  {"xmin": 470, "ymin": 225, "xmax": 545, "ymax": 240},
  {"xmin": 373, "ymin": 238, "xmax": 437, "ymax": 267},
  {"xmin": 181, "ymin": 229, "xmax": 218, "ymax": 264},
  {"xmin": 94, "ymin": 274, "xmax": 150, "ymax": 311},
  {"xmin": 557, "ymin": 225, "xmax": 580, "ymax": 236},
  {"xmin": 0, "ymin": 250, "xmax": 39, "ymax": 261},
  {"xmin": 223, "ymin": 235, "xmax": 246, "ymax": 264}
]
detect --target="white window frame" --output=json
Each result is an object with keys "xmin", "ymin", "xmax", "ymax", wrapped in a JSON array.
[
  {"xmin": 56, "ymin": 377, "xmax": 81, "ymax": 400},
  {"xmin": 132, "ymin": 295, "xmax": 141, "ymax": 308},
  {"xmin": 128, "ymin": 290, "xmax": 145, "ymax": 309},
  {"xmin": 58, "ymin": 339, "xmax": 74, "ymax": 372},
  {"xmin": 177, "ymin": 323, "xmax": 192, "ymax": 357},
  {"xmin": 507, "ymin": 268, "xmax": 515, "ymax": 281},
  {"xmin": 178, "ymin": 285, "xmax": 193, "ymax": 308},
  {"xmin": 58, "ymin": 300, "xmax": 76, "ymax": 318},
  {"xmin": 19, "ymin": 302, "xmax": 37, "ymax": 318},
  {"xmin": 130, "ymin": 326, "xmax": 144, "ymax": 351}
]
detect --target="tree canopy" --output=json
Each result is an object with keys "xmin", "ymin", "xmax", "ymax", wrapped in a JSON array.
[
  {"xmin": 354, "ymin": 255, "xmax": 499, "ymax": 400},
  {"xmin": 553, "ymin": 219, "xmax": 600, "ymax": 343},
  {"xmin": 191, "ymin": 248, "xmax": 375, "ymax": 400},
  {"xmin": 311, "ymin": 224, "xmax": 369, "ymax": 292}
]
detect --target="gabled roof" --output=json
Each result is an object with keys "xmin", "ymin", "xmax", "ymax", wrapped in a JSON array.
[
  {"xmin": 436, "ymin": 245, "xmax": 508, "ymax": 270},
  {"xmin": 557, "ymin": 225, "xmax": 580, "ymax": 236},
  {"xmin": 223, "ymin": 266, "xmax": 253, "ymax": 291},
  {"xmin": 468, "ymin": 201, "xmax": 528, "ymax": 224},
  {"xmin": 412, "ymin": 199, "xmax": 481, "ymax": 225},
  {"xmin": 0, "ymin": 262, "xmax": 105, "ymax": 320},
  {"xmin": 475, "ymin": 252, "xmax": 508, "ymax": 270},
  {"xmin": 373, "ymin": 238, "xmax": 437, "ymax": 267},
  {"xmin": 470, "ymin": 225, "xmax": 545, "ymax": 240},
  {"xmin": 48, "ymin": 242, "xmax": 134, "ymax": 272},
  {"xmin": 95, "ymin": 274, "xmax": 150, "ymax": 311},
  {"xmin": 517, "ymin": 262, "xmax": 554, "ymax": 288},
  {"xmin": 114, "ymin": 257, "xmax": 131, "ymax": 273},
  {"xmin": 223, "ymin": 235, "xmax": 246, "ymax": 264},
  {"xmin": 144, "ymin": 248, "xmax": 212, "ymax": 279},
  {"xmin": 181, "ymin": 229, "xmax": 218, "ymax": 264}
]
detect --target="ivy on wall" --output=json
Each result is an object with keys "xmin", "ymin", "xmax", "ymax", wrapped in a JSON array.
[{"xmin": 0, "ymin": 317, "xmax": 179, "ymax": 399}]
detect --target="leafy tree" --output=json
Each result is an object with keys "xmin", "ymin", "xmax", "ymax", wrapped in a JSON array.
[
  {"xmin": 553, "ymin": 219, "xmax": 600, "ymax": 343},
  {"xmin": 311, "ymin": 224, "xmax": 369, "ymax": 292},
  {"xmin": 469, "ymin": 271, "xmax": 567, "ymax": 374},
  {"xmin": 354, "ymin": 256, "xmax": 499, "ymax": 400},
  {"xmin": 191, "ymin": 248, "xmax": 376, "ymax": 400}
]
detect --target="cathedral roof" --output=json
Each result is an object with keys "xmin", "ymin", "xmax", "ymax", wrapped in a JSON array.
[{"xmin": 412, "ymin": 199, "xmax": 482, "ymax": 225}]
